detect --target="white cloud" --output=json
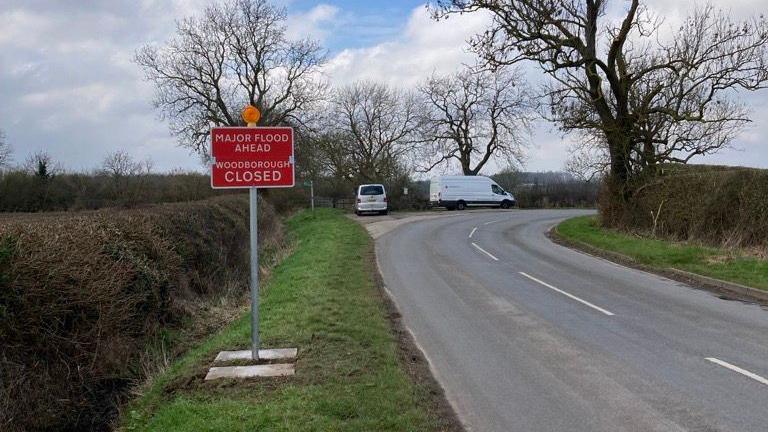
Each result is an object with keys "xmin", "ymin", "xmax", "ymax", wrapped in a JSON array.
[
  {"xmin": 323, "ymin": 6, "xmax": 490, "ymax": 88},
  {"xmin": 0, "ymin": 1, "xmax": 209, "ymax": 172},
  {"xmin": 0, "ymin": 1, "xmax": 766, "ymax": 174},
  {"xmin": 0, "ymin": 10, "xmax": 52, "ymax": 47},
  {"xmin": 644, "ymin": 0, "xmax": 767, "ymax": 19},
  {"xmin": 286, "ymin": 4, "xmax": 339, "ymax": 43}
]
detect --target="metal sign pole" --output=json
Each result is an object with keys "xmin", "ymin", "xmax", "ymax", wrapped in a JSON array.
[
  {"xmin": 250, "ymin": 186, "xmax": 260, "ymax": 360},
  {"xmin": 310, "ymin": 180, "xmax": 315, "ymax": 211},
  {"xmin": 204, "ymin": 104, "xmax": 298, "ymax": 380}
]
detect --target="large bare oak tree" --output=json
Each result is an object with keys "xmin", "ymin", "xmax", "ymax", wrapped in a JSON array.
[
  {"xmin": 135, "ymin": 0, "xmax": 326, "ymax": 159},
  {"xmin": 418, "ymin": 65, "xmax": 535, "ymax": 175},
  {"xmin": 436, "ymin": 1, "xmax": 768, "ymax": 187}
]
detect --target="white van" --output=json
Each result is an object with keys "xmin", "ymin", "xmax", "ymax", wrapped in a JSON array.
[
  {"xmin": 355, "ymin": 184, "xmax": 388, "ymax": 215},
  {"xmin": 429, "ymin": 176, "xmax": 515, "ymax": 210}
]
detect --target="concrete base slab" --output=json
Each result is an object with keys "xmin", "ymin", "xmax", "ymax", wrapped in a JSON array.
[
  {"xmin": 214, "ymin": 348, "xmax": 297, "ymax": 363},
  {"xmin": 204, "ymin": 363, "xmax": 295, "ymax": 380}
]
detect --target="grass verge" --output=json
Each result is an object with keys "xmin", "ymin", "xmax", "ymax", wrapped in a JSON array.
[
  {"xmin": 120, "ymin": 209, "xmax": 452, "ymax": 431},
  {"xmin": 556, "ymin": 216, "xmax": 768, "ymax": 292}
]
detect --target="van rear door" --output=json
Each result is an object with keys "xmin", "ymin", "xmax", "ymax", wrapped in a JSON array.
[{"xmin": 358, "ymin": 185, "xmax": 386, "ymax": 211}]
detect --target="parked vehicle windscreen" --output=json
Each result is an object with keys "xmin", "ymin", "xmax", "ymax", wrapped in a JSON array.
[{"xmin": 360, "ymin": 185, "xmax": 384, "ymax": 195}]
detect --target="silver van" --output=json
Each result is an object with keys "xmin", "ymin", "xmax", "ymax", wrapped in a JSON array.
[{"xmin": 355, "ymin": 184, "xmax": 388, "ymax": 215}]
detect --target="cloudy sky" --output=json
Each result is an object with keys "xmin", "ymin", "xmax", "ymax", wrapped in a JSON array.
[{"xmin": 1, "ymin": 0, "xmax": 767, "ymax": 173}]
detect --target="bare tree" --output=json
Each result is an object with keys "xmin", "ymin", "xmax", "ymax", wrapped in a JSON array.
[
  {"xmin": 135, "ymin": 0, "xmax": 326, "ymax": 159},
  {"xmin": 324, "ymin": 82, "xmax": 425, "ymax": 182},
  {"xmin": 101, "ymin": 151, "xmax": 151, "ymax": 177},
  {"xmin": 418, "ymin": 65, "xmax": 535, "ymax": 175},
  {"xmin": 310, "ymin": 131, "xmax": 356, "ymax": 179},
  {"xmin": 436, "ymin": 1, "xmax": 768, "ymax": 187},
  {"xmin": 0, "ymin": 130, "xmax": 11, "ymax": 169},
  {"xmin": 24, "ymin": 151, "xmax": 60, "ymax": 179},
  {"xmin": 564, "ymin": 138, "xmax": 609, "ymax": 181}
]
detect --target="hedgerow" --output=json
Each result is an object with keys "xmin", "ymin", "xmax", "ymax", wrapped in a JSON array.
[
  {"xmin": 600, "ymin": 165, "xmax": 768, "ymax": 248},
  {"xmin": 0, "ymin": 195, "xmax": 286, "ymax": 431}
]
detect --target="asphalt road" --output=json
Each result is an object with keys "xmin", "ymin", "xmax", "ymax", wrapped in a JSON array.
[{"xmin": 374, "ymin": 209, "xmax": 768, "ymax": 432}]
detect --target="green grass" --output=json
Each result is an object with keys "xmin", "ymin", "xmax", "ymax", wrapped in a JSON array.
[
  {"xmin": 121, "ymin": 209, "xmax": 438, "ymax": 431},
  {"xmin": 556, "ymin": 216, "xmax": 768, "ymax": 291}
]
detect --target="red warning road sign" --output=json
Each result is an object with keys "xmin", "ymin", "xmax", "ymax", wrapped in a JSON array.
[{"xmin": 210, "ymin": 127, "xmax": 295, "ymax": 189}]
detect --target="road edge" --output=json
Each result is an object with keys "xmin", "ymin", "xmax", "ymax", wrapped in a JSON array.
[
  {"xmin": 364, "ymin": 239, "xmax": 467, "ymax": 432},
  {"xmin": 548, "ymin": 224, "xmax": 768, "ymax": 306}
]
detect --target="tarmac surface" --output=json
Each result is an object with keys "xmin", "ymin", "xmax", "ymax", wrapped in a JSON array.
[{"xmin": 369, "ymin": 209, "xmax": 768, "ymax": 432}]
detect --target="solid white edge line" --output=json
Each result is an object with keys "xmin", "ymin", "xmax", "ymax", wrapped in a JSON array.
[
  {"xmin": 471, "ymin": 242, "xmax": 499, "ymax": 261},
  {"xmin": 706, "ymin": 357, "xmax": 768, "ymax": 387},
  {"xmin": 519, "ymin": 272, "xmax": 615, "ymax": 316},
  {"xmin": 469, "ymin": 227, "xmax": 478, "ymax": 239}
]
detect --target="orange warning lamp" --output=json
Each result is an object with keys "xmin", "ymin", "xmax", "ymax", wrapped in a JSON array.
[{"xmin": 242, "ymin": 105, "xmax": 261, "ymax": 125}]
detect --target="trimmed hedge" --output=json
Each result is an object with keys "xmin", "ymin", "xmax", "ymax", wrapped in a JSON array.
[
  {"xmin": 0, "ymin": 171, "xmax": 226, "ymax": 212},
  {"xmin": 0, "ymin": 195, "xmax": 285, "ymax": 431}
]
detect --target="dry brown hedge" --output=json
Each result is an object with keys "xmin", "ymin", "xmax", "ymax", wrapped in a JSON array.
[
  {"xmin": 0, "ymin": 194, "xmax": 284, "ymax": 431},
  {"xmin": 600, "ymin": 165, "xmax": 768, "ymax": 247}
]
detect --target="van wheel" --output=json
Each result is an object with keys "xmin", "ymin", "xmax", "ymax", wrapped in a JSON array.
[
  {"xmin": 456, "ymin": 201, "xmax": 466, "ymax": 211},
  {"xmin": 500, "ymin": 200, "xmax": 511, "ymax": 209},
  {"xmin": 380, "ymin": 210, "xmax": 388, "ymax": 215}
]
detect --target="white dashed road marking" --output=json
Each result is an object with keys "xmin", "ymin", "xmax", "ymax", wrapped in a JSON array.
[
  {"xmin": 472, "ymin": 242, "xmax": 499, "ymax": 261},
  {"xmin": 706, "ymin": 358, "xmax": 768, "ymax": 387},
  {"xmin": 519, "ymin": 272, "xmax": 615, "ymax": 316}
]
